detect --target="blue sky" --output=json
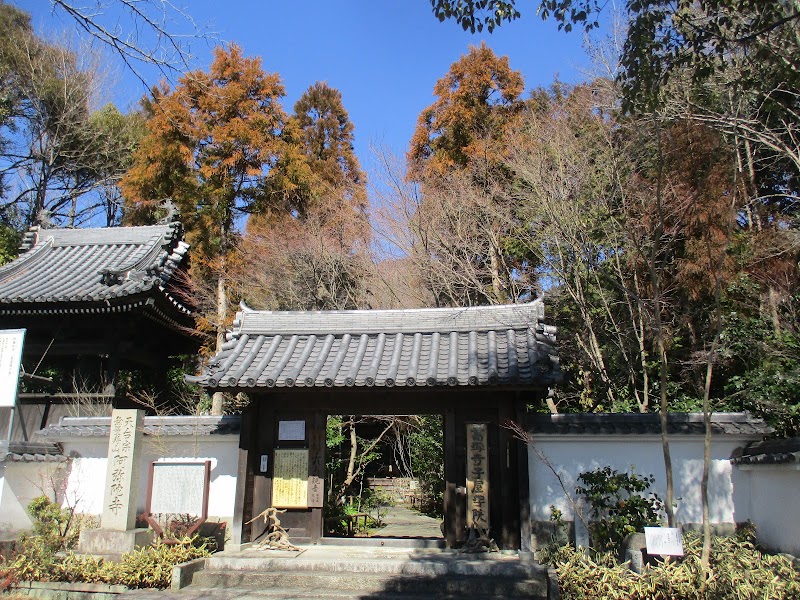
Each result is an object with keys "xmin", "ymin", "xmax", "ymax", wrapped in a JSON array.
[{"xmin": 19, "ymin": 1, "xmax": 590, "ymax": 180}]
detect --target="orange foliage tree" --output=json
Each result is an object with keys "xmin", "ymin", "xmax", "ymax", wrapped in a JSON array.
[
  {"xmin": 408, "ymin": 42, "xmax": 524, "ymax": 182},
  {"xmin": 120, "ymin": 44, "xmax": 292, "ymax": 352},
  {"xmin": 405, "ymin": 44, "xmax": 532, "ymax": 304},
  {"xmin": 234, "ymin": 81, "xmax": 371, "ymax": 311}
]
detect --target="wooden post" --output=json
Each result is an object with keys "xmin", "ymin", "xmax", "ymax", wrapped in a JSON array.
[
  {"xmin": 308, "ymin": 411, "xmax": 325, "ymax": 543},
  {"xmin": 444, "ymin": 408, "xmax": 457, "ymax": 548},
  {"xmin": 498, "ymin": 398, "xmax": 520, "ymax": 549},
  {"xmin": 230, "ymin": 403, "xmax": 253, "ymax": 548},
  {"xmin": 516, "ymin": 396, "xmax": 532, "ymax": 553},
  {"xmin": 251, "ymin": 402, "xmax": 273, "ymax": 542}
]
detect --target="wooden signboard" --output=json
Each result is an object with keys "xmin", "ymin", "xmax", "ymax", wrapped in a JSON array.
[
  {"xmin": 307, "ymin": 421, "xmax": 325, "ymax": 508},
  {"xmin": 145, "ymin": 460, "xmax": 211, "ymax": 537},
  {"xmin": 273, "ymin": 449, "xmax": 309, "ymax": 508},
  {"xmin": 466, "ymin": 423, "xmax": 489, "ymax": 530},
  {"xmin": 150, "ymin": 462, "xmax": 209, "ymax": 515}
]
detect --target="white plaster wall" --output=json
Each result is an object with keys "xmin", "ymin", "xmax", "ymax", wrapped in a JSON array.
[
  {"xmin": 60, "ymin": 435, "xmax": 239, "ymax": 522},
  {"xmin": 528, "ymin": 436, "xmax": 752, "ymax": 525},
  {"xmin": 0, "ymin": 462, "xmax": 66, "ymax": 538},
  {"xmin": 736, "ymin": 466, "xmax": 800, "ymax": 556}
]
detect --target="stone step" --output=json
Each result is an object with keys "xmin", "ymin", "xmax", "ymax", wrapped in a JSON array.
[
  {"xmin": 124, "ymin": 586, "xmax": 548, "ymax": 600},
  {"xmin": 320, "ymin": 537, "xmax": 446, "ymax": 549},
  {"xmin": 206, "ymin": 553, "xmax": 544, "ymax": 578},
  {"xmin": 187, "ymin": 569, "xmax": 548, "ymax": 597}
]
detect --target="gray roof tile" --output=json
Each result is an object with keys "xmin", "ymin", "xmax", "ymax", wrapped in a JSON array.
[
  {"xmin": 38, "ymin": 415, "xmax": 240, "ymax": 440},
  {"xmin": 0, "ymin": 441, "xmax": 66, "ymax": 463},
  {"xmin": 528, "ymin": 412, "xmax": 773, "ymax": 436},
  {"xmin": 0, "ymin": 223, "xmax": 191, "ymax": 314},
  {"xmin": 188, "ymin": 301, "xmax": 559, "ymax": 389},
  {"xmin": 731, "ymin": 437, "xmax": 800, "ymax": 465}
]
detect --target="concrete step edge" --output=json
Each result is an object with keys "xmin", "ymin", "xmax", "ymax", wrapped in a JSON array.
[
  {"xmin": 206, "ymin": 557, "xmax": 546, "ymax": 577},
  {"xmin": 188, "ymin": 572, "xmax": 548, "ymax": 595},
  {"xmin": 165, "ymin": 587, "xmax": 549, "ymax": 600}
]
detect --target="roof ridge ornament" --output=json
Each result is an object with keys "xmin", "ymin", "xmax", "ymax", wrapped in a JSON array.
[
  {"xmin": 36, "ymin": 209, "xmax": 54, "ymax": 230},
  {"xmin": 19, "ymin": 227, "xmax": 40, "ymax": 253},
  {"xmin": 157, "ymin": 199, "xmax": 180, "ymax": 224}
]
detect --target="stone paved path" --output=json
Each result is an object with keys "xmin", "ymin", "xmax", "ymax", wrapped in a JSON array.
[{"xmin": 371, "ymin": 505, "xmax": 443, "ymax": 539}]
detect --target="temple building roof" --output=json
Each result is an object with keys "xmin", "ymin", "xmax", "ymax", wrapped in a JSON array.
[
  {"xmin": 188, "ymin": 300, "xmax": 559, "ymax": 390},
  {"xmin": 0, "ymin": 222, "xmax": 192, "ymax": 324}
]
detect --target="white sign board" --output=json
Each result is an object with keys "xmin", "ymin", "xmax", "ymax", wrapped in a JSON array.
[
  {"xmin": 645, "ymin": 527, "xmax": 684, "ymax": 556},
  {"xmin": 278, "ymin": 420, "xmax": 306, "ymax": 441},
  {"xmin": 0, "ymin": 329, "xmax": 25, "ymax": 407},
  {"xmin": 150, "ymin": 462, "xmax": 207, "ymax": 515}
]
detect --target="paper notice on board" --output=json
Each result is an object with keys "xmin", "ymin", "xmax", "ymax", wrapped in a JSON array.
[
  {"xmin": 645, "ymin": 527, "xmax": 684, "ymax": 556},
  {"xmin": 0, "ymin": 329, "xmax": 24, "ymax": 407}
]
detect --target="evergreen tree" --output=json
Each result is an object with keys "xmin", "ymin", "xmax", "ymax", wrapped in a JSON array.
[{"xmin": 121, "ymin": 44, "xmax": 290, "ymax": 355}]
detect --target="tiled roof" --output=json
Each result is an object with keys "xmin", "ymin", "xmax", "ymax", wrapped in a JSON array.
[
  {"xmin": 38, "ymin": 415, "xmax": 241, "ymax": 440},
  {"xmin": 187, "ymin": 301, "xmax": 559, "ymax": 389},
  {"xmin": 0, "ymin": 222, "xmax": 191, "ymax": 315},
  {"xmin": 731, "ymin": 437, "xmax": 800, "ymax": 465},
  {"xmin": 527, "ymin": 412, "xmax": 772, "ymax": 436},
  {"xmin": 0, "ymin": 441, "xmax": 67, "ymax": 463}
]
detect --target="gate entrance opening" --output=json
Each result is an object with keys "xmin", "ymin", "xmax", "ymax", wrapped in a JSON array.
[
  {"xmin": 323, "ymin": 414, "xmax": 444, "ymax": 541},
  {"xmin": 234, "ymin": 388, "xmax": 532, "ymax": 550}
]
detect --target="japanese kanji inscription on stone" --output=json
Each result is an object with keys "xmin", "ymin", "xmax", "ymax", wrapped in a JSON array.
[
  {"xmin": 102, "ymin": 409, "xmax": 144, "ymax": 531},
  {"xmin": 273, "ymin": 449, "xmax": 309, "ymax": 508},
  {"xmin": 466, "ymin": 423, "xmax": 490, "ymax": 531}
]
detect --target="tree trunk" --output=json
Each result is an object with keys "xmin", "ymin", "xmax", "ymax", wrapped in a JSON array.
[
  {"xmin": 702, "ymin": 134, "xmax": 741, "ymax": 571},
  {"xmin": 211, "ymin": 270, "xmax": 227, "ymax": 416},
  {"xmin": 651, "ymin": 113, "xmax": 675, "ymax": 527},
  {"xmin": 488, "ymin": 238, "xmax": 506, "ymax": 303},
  {"xmin": 701, "ymin": 358, "xmax": 713, "ymax": 568}
]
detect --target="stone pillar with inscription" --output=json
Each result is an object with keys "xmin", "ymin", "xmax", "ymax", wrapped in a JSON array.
[{"xmin": 79, "ymin": 409, "xmax": 153, "ymax": 559}]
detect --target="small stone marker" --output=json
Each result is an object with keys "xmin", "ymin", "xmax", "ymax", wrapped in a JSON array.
[
  {"xmin": 645, "ymin": 526, "xmax": 684, "ymax": 556},
  {"xmin": 102, "ymin": 409, "xmax": 144, "ymax": 531},
  {"xmin": 573, "ymin": 513, "xmax": 590, "ymax": 550}
]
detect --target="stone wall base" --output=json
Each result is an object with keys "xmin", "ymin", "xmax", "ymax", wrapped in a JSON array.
[
  {"xmin": 12, "ymin": 580, "xmax": 129, "ymax": 600},
  {"xmin": 78, "ymin": 528, "xmax": 154, "ymax": 561}
]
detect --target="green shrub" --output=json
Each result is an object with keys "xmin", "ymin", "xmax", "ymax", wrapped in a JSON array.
[
  {"xmin": 1, "ymin": 536, "xmax": 210, "ymax": 590},
  {"xmin": 56, "ymin": 553, "xmax": 118, "ymax": 584},
  {"xmin": 543, "ymin": 531, "xmax": 800, "ymax": 600},
  {"xmin": 115, "ymin": 538, "xmax": 210, "ymax": 588},
  {"xmin": 26, "ymin": 496, "xmax": 80, "ymax": 553},
  {"xmin": 2, "ymin": 534, "xmax": 58, "ymax": 583},
  {"xmin": 576, "ymin": 467, "xmax": 664, "ymax": 552}
]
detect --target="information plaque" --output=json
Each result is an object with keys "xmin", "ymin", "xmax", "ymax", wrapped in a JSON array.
[
  {"xmin": 150, "ymin": 462, "xmax": 209, "ymax": 515},
  {"xmin": 273, "ymin": 449, "xmax": 309, "ymax": 508},
  {"xmin": 0, "ymin": 329, "xmax": 25, "ymax": 408},
  {"xmin": 278, "ymin": 420, "xmax": 306, "ymax": 441}
]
